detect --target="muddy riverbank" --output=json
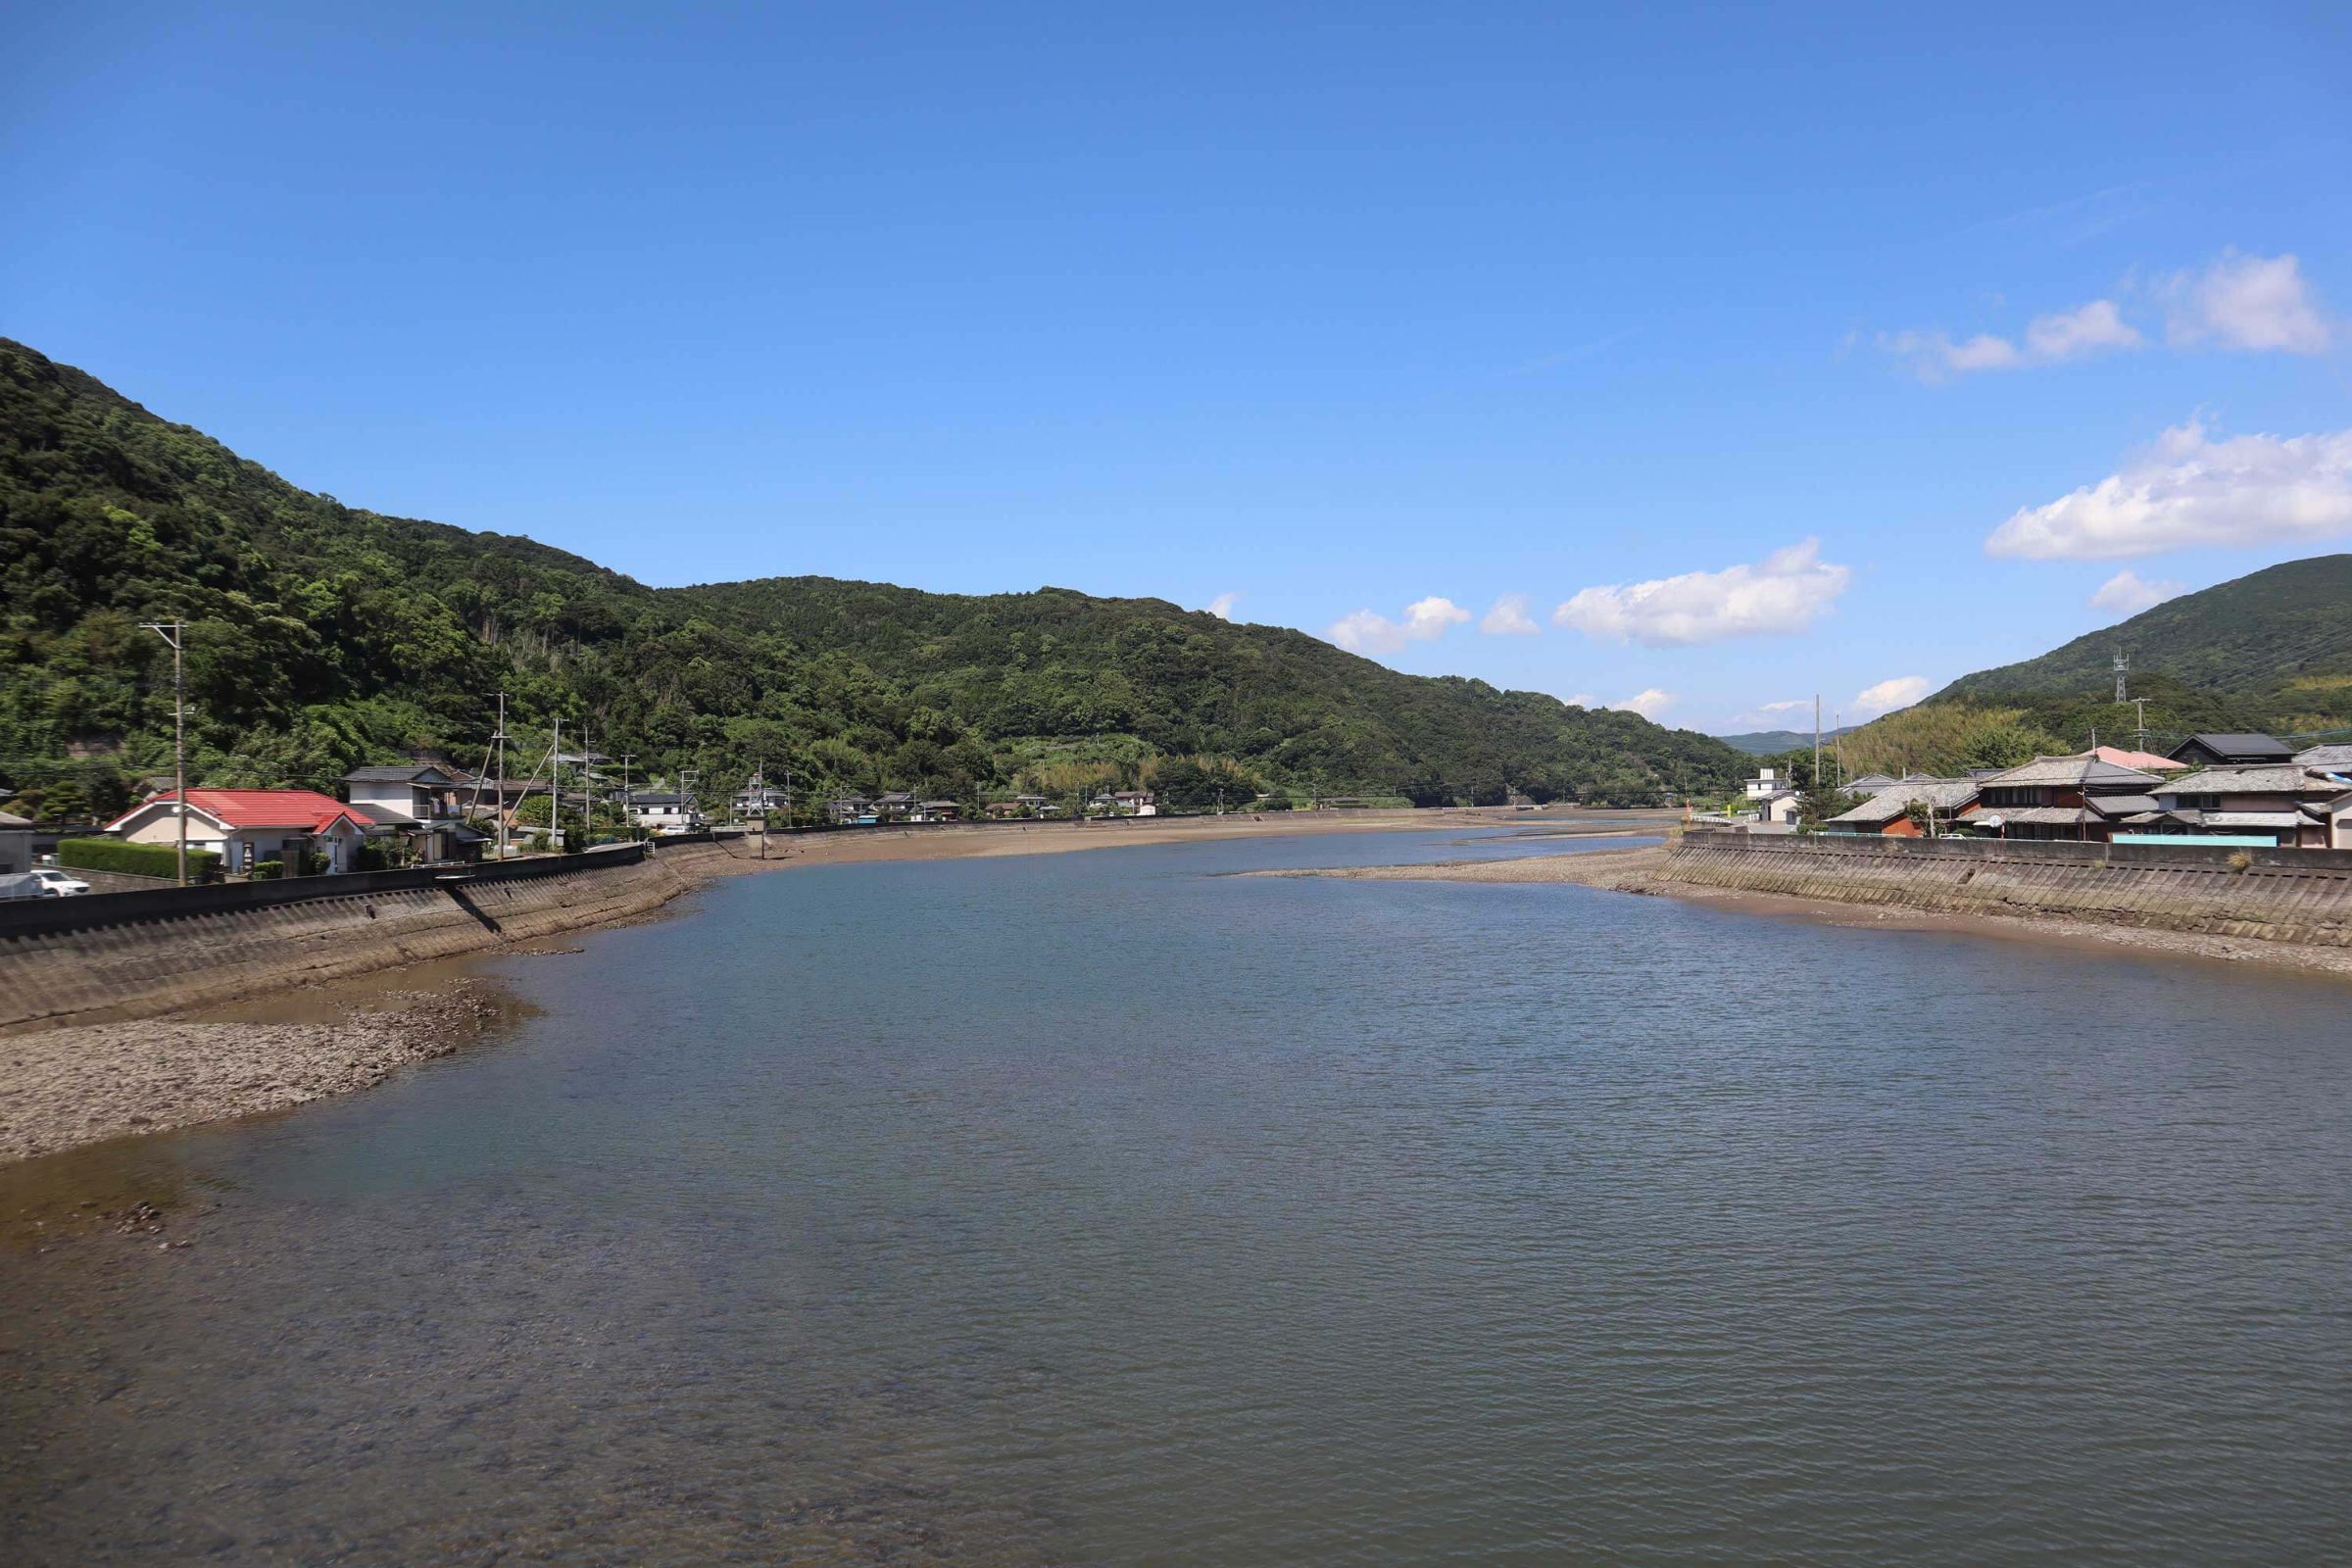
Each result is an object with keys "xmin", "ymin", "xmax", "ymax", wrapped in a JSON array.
[{"xmin": 1267, "ymin": 844, "xmax": 2352, "ymax": 981}]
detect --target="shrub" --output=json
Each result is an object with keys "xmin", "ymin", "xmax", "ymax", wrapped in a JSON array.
[
  {"xmin": 55, "ymin": 837, "xmax": 221, "ymax": 882},
  {"xmin": 250, "ymin": 851, "xmax": 328, "ymax": 880}
]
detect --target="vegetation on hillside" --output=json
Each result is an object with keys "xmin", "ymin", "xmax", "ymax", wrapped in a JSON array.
[
  {"xmin": 1789, "ymin": 558, "xmax": 2352, "ymax": 781},
  {"xmin": 0, "ymin": 338, "xmax": 1745, "ymax": 821},
  {"xmin": 1936, "ymin": 555, "xmax": 2352, "ymax": 722}
]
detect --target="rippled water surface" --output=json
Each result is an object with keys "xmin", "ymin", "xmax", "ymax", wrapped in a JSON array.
[{"xmin": 6, "ymin": 828, "xmax": 2351, "ymax": 1565}]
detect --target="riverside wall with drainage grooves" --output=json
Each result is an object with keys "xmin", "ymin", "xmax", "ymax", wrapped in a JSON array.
[
  {"xmin": 1659, "ymin": 830, "xmax": 2352, "ymax": 946},
  {"xmin": 0, "ymin": 839, "xmax": 754, "ymax": 1032}
]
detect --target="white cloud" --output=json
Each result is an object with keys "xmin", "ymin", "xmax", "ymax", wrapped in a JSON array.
[
  {"xmin": 1552, "ymin": 540, "xmax": 1851, "ymax": 646},
  {"xmin": 1478, "ymin": 593, "xmax": 1541, "ymax": 636},
  {"xmin": 1611, "ymin": 689, "xmax": 1676, "ymax": 720},
  {"xmin": 2024, "ymin": 298, "xmax": 2143, "ymax": 360},
  {"xmin": 1323, "ymin": 595, "xmax": 1471, "ymax": 656},
  {"xmin": 1986, "ymin": 419, "xmax": 2352, "ymax": 560},
  {"xmin": 1878, "ymin": 298, "xmax": 2141, "ymax": 380},
  {"xmin": 1724, "ymin": 698, "xmax": 1813, "ymax": 727},
  {"xmin": 1876, "ymin": 327, "xmax": 2022, "ymax": 379},
  {"xmin": 2087, "ymin": 567, "xmax": 2186, "ymax": 617},
  {"xmin": 2162, "ymin": 251, "xmax": 2331, "ymax": 354},
  {"xmin": 1202, "ymin": 592, "xmax": 1242, "ymax": 621},
  {"xmin": 1851, "ymin": 676, "xmax": 1931, "ymax": 718}
]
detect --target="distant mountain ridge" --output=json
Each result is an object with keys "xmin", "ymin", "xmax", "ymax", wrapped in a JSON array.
[
  {"xmin": 1714, "ymin": 726, "xmax": 1854, "ymax": 757},
  {"xmin": 1935, "ymin": 555, "xmax": 2352, "ymax": 713},
  {"xmin": 1823, "ymin": 554, "xmax": 2352, "ymax": 778},
  {"xmin": 0, "ymin": 337, "xmax": 1747, "ymax": 817}
]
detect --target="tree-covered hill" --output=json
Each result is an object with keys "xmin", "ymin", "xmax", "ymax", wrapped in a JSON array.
[
  {"xmin": 0, "ymin": 338, "xmax": 1744, "ymax": 820},
  {"xmin": 1935, "ymin": 555, "xmax": 2352, "ymax": 718},
  {"xmin": 1812, "ymin": 556, "xmax": 2352, "ymax": 779}
]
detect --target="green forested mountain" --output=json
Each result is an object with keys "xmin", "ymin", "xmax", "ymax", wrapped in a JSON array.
[
  {"xmin": 0, "ymin": 338, "xmax": 1744, "ymax": 820},
  {"xmin": 1714, "ymin": 725, "xmax": 1852, "ymax": 757},
  {"xmin": 1821, "ymin": 556, "xmax": 2352, "ymax": 778},
  {"xmin": 1934, "ymin": 555, "xmax": 2352, "ymax": 717}
]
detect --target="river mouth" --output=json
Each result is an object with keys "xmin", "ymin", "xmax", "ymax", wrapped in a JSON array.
[{"xmin": 6, "ymin": 828, "xmax": 2349, "ymax": 1565}]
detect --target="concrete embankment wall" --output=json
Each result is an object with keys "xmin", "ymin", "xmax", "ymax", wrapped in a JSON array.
[
  {"xmin": 0, "ymin": 838, "xmax": 753, "ymax": 1032},
  {"xmin": 1659, "ymin": 830, "xmax": 2352, "ymax": 946}
]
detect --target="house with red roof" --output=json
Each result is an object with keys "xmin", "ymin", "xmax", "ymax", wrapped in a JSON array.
[{"xmin": 104, "ymin": 789, "xmax": 368, "ymax": 876}]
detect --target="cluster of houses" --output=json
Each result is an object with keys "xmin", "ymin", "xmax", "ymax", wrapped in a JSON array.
[
  {"xmin": 823, "ymin": 788, "xmax": 1157, "ymax": 824},
  {"xmin": 89, "ymin": 754, "xmax": 713, "ymax": 879},
  {"xmin": 67, "ymin": 747, "xmax": 1174, "ymax": 882},
  {"xmin": 1740, "ymin": 733, "xmax": 2352, "ymax": 850}
]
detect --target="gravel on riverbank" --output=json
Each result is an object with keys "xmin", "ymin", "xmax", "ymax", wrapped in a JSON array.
[{"xmin": 0, "ymin": 984, "xmax": 512, "ymax": 1163}]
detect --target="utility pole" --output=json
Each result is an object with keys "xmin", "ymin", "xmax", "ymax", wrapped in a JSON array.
[
  {"xmin": 550, "ymin": 714, "xmax": 562, "ymax": 852},
  {"xmin": 139, "ymin": 621, "xmax": 188, "ymax": 885},
  {"xmin": 578, "ymin": 719, "xmax": 591, "ymax": 851},
  {"xmin": 1812, "ymin": 694, "xmax": 1822, "ymax": 792},
  {"xmin": 494, "ymin": 692, "xmax": 509, "ymax": 862},
  {"xmin": 2132, "ymin": 698, "xmax": 2149, "ymax": 754}
]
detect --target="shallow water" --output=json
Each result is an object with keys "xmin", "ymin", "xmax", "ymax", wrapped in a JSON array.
[{"xmin": 5, "ymin": 828, "xmax": 2350, "ymax": 1564}]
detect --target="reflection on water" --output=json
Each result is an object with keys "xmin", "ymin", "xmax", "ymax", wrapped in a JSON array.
[{"xmin": 5, "ymin": 828, "xmax": 2350, "ymax": 1565}]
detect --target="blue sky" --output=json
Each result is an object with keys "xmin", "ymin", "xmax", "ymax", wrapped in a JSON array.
[{"xmin": 5, "ymin": 4, "xmax": 2349, "ymax": 734}]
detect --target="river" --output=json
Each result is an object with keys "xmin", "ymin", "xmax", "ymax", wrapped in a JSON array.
[{"xmin": 5, "ymin": 827, "xmax": 2349, "ymax": 1564}]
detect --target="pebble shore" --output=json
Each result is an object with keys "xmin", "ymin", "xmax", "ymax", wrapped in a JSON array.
[{"xmin": 0, "ymin": 985, "xmax": 509, "ymax": 1163}]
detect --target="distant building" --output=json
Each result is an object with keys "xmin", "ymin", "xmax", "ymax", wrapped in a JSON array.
[
  {"xmin": 875, "ymin": 792, "xmax": 916, "ymax": 820},
  {"xmin": 913, "ymin": 800, "xmax": 962, "ymax": 822},
  {"xmin": 627, "ymin": 791, "xmax": 700, "ymax": 834},
  {"xmin": 2168, "ymin": 733, "xmax": 2294, "ymax": 768},
  {"xmin": 340, "ymin": 764, "xmax": 482, "ymax": 863},
  {"xmin": 0, "ymin": 808, "xmax": 30, "ymax": 874},
  {"xmin": 732, "ymin": 783, "xmax": 793, "ymax": 819},
  {"xmin": 104, "ymin": 789, "xmax": 368, "ymax": 875},
  {"xmin": 2133, "ymin": 764, "xmax": 2352, "ymax": 849},
  {"xmin": 1113, "ymin": 790, "xmax": 1156, "ymax": 816},
  {"xmin": 2294, "ymin": 743, "xmax": 2352, "ymax": 772},
  {"xmin": 1958, "ymin": 754, "xmax": 2164, "ymax": 842},
  {"xmin": 1845, "ymin": 773, "xmax": 1899, "ymax": 791},
  {"xmin": 826, "ymin": 796, "xmax": 874, "ymax": 825},
  {"xmin": 1742, "ymin": 766, "xmax": 1787, "ymax": 802},
  {"xmin": 1822, "ymin": 779, "xmax": 1980, "ymax": 836},
  {"xmin": 2089, "ymin": 745, "xmax": 2185, "ymax": 773}
]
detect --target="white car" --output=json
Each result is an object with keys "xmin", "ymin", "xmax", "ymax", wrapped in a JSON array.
[{"xmin": 30, "ymin": 868, "xmax": 90, "ymax": 897}]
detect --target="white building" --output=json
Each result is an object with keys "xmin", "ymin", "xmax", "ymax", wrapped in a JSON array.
[
  {"xmin": 732, "ymin": 783, "xmax": 794, "ymax": 820},
  {"xmin": 627, "ymin": 791, "xmax": 701, "ymax": 833},
  {"xmin": 104, "ymin": 789, "xmax": 368, "ymax": 875}
]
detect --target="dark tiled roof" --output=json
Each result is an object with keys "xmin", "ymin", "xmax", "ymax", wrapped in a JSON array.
[
  {"xmin": 2171, "ymin": 733, "xmax": 2293, "ymax": 760},
  {"xmin": 1827, "ymin": 780, "xmax": 1980, "ymax": 825},
  {"xmin": 1979, "ymin": 754, "xmax": 2162, "ymax": 789},
  {"xmin": 343, "ymin": 764, "xmax": 457, "ymax": 784}
]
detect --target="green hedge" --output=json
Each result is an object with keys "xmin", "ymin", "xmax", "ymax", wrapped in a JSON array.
[{"xmin": 55, "ymin": 837, "xmax": 222, "ymax": 882}]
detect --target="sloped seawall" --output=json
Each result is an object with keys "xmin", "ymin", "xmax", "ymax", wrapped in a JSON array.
[
  {"xmin": 0, "ymin": 838, "xmax": 755, "ymax": 1032},
  {"xmin": 1656, "ymin": 830, "xmax": 2352, "ymax": 946}
]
